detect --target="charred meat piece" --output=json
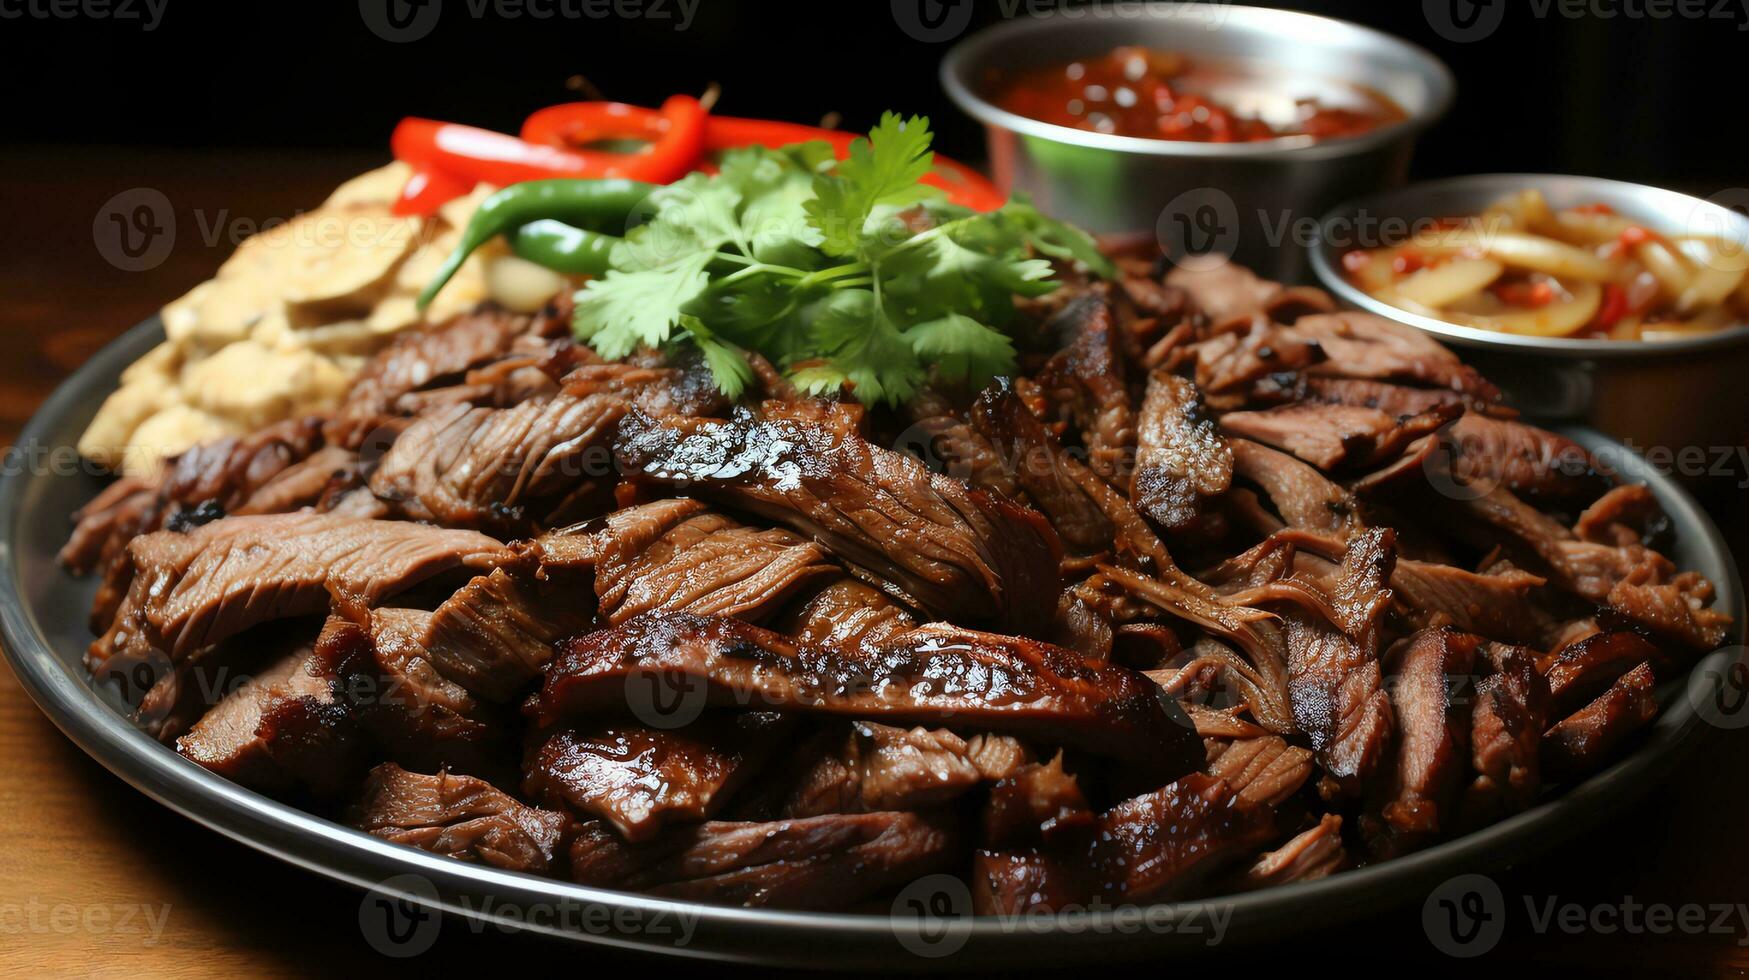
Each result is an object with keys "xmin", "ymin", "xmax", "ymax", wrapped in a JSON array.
[
  {"xmin": 1444, "ymin": 415, "xmax": 1605, "ymax": 503},
  {"xmin": 1165, "ymin": 263, "xmax": 1334, "ymax": 327},
  {"xmin": 1246, "ymin": 814, "xmax": 1346, "ymax": 887},
  {"xmin": 568, "ymin": 810, "xmax": 957, "ymax": 909},
  {"xmin": 1370, "ymin": 628, "xmax": 1482, "ymax": 856},
  {"xmin": 972, "ymin": 774, "xmax": 1276, "ymax": 913},
  {"xmin": 558, "ymin": 498, "xmax": 838, "ymax": 627},
  {"xmin": 1543, "ymin": 662, "xmax": 1658, "ymax": 781},
  {"xmin": 176, "ymin": 630, "xmax": 365, "ymax": 796},
  {"xmin": 1278, "ymin": 528, "xmax": 1397, "ymax": 793},
  {"xmin": 776, "ymin": 723, "xmax": 1021, "ymax": 818},
  {"xmin": 1131, "ymin": 370, "xmax": 1233, "ymax": 535},
  {"xmin": 1539, "ymin": 629, "xmax": 1663, "ymax": 717},
  {"xmin": 1185, "ymin": 316, "xmax": 1326, "ymax": 396},
  {"xmin": 524, "ymin": 713, "xmax": 791, "ymax": 842},
  {"xmin": 1220, "ymin": 402, "xmax": 1461, "ymax": 472},
  {"xmin": 1296, "ymin": 312, "xmax": 1501, "ymax": 401},
  {"xmin": 536, "ymin": 613, "xmax": 1204, "ymax": 784},
  {"xmin": 614, "ymin": 407, "xmax": 1062, "ymax": 633},
  {"xmin": 316, "ymin": 609, "xmax": 509, "ymax": 777},
  {"xmin": 980, "ymin": 754, "xmax": 1092, "ymax": 850},
  {"xmin": 349, "ymin": 763, "xmax": 567, "ymax": 875},
  {"xmin": 970, "ymin": 379, "xmax": 1116, "ymax": 555},
  {"xmin": 1575, "ymin": 484, "xmax": 1668, "ymax": 546},
  {"xmin": 1035, "ymin": 294, "xmax": 1135, "ymax": 484},
  {"xmin": 1459, "ymin": 643, "xmax": 1550, "ymax": 828}
]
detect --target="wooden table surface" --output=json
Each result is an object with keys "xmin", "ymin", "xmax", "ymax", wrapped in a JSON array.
[{"xmin": 2, "ymin": 148, "xmax": 1747, "ymax": 978}]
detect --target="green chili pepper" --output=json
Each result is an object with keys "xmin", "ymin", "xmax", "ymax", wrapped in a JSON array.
[
  {"xmin": 417, "ymin": 177, "xmax": 657, "ymax": 310},
  {"xmin": 506, "ymin": 219, "xmax": 621, "ymax": 278}
]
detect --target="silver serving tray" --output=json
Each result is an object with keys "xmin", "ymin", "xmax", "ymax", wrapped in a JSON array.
[{"xmin": 1, "ymin": 317, "xmax": 1742, "ymax": 967}]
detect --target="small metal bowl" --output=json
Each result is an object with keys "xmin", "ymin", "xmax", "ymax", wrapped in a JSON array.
[
  {"xmin": 941, "ymin": 3, "xmax": 1454, "ymax": 279},
  {"xmin": 1310, "ymin": 174, "xmax": 1749, "ymax": 460}
]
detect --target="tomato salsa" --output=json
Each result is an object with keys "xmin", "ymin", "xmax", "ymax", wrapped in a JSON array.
[{"xmin": 989, "ymin": 47, "xmax": 1404, "ymax": 144}]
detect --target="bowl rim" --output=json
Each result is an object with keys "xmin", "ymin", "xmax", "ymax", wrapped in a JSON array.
[
  {"xmin": 940, "ymin": 2, "xmax": 1456, "ymax": 161},
  {"xmin": 1309, "ymin": 172, "xmax": 1749, "ymax": 358},
  {"xmin": 1, "ymin": 317, "xmax": 1743, "ymax": 964}
]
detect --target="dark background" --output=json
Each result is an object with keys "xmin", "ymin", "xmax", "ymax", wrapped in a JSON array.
[{"xmin": 1, "ymin": 0, "xmax": 1741, "ymax": 192}]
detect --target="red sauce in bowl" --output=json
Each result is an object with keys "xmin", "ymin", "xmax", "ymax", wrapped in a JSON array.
[{"xmin": 989, "ymin": 47, "xmax": 1405, "ymax": 144}]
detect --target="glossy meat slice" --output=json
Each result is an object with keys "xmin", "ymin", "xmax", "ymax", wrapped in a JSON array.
[
  {"xmin": 1184, "ymin": 316, "xmax": 1326, "ymax": 395},
  {"xmin": 557, "ymin": 498, "xmax": 839, "ymax": 627},
  {"xmin": 1538, "ymin": 629, "xmax": 1662, "ymax": 717},
  {"xmin": 1389, "ymin": 559, "xmax": 1548, "ymax": 644},
  {"xmin": 1295, "ymin": 312, "xmax": 1501, "ymax": 401},
  {"xmin": 771, "ymin": 578, "xmax": 917, "ymax": 656},
  {"xmin": 772, "ymin": 723, "xmax": 1021, "ymax": 818},
  {"xmin": 1165, "ymin": 263, "xmax": 1334, "ymax": 327},
  {"xmin": 349, "ymin": 763, "xmax": 567, "ymax": 875},
  {"xmin": 535, "ymin": 613, "xmax": 1204, "ymax": 784},
  {"xmin": 970, "ymin": 379, "xmax": 1115, "ymax": 555},
  {"xmin": 1443, "ymin": 415, "xmax": 1605, "ymax": 503},
  {"xmin": 1369, "ymin": 628, "xmax": 1482, "ymax": 857},
  {"xmin": 1246, "ymin": 814, "xmax": 1346, "ymax": 887},
  {"xmin": 1205, "ymin": 735, "xmax": 1313, "ymax": 807},
  {"xmin": 315, "ymin": 609, "xmax": 509, "ymax": 777},
  {"xmin": 99, "ymin": 513, "xmax": 508, "ymax": 670},
  {"xmin": 524, "ymin": 714, "xmax": 791, "ymax": 842},
  {"xmin": 1542, "ymin": 661, "xmax": 1658, "ymax": 780},
  {"xmin": 367, "ymin": 378, "xmax": 634, "ymax": 530},
  {"xmin": 979, "ymin": 755, "xmax": 1092, "ymax": 850},
  {"xmin": 419, "ymin": 564, "xmax": 593, "ymax": 703},
  {"xmin": 568, "ymin": 810, "xmax": 957, "ymax": 909},
  {"xmin": 1130, "ymin": 370, "xmax": 1233, "ymax": 534},
  {"xmin": 176, "ymin": 629, "xmax": 365, "ymax": 796},
  {"xmin": 613, "ymin": 407, "xmax": 1062, "ymax": 632},
  {"xmin": 972, "ymin": 773, "xmax": 1276, "ymax": 913}
]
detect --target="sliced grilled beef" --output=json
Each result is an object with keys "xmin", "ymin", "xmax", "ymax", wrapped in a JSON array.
[
  {"xmin": 1459, "ymin": 643, "xmax": 1550, "ymax": 828},
  {"xmin": 316, "ymin": 609, "xmax": 509, "ymax": 776},
  {"xmin": 1165, "ymin": 263, "xmax": 1334, "ymax": 327},
  {"xmin": 1296, "ymin": 312, "xmax": 1500, "ymax": 401},
  {"xmin": 972, "ymin": 773, "xmax": 1276, "ymax": 913},
  {"xmin": 1539, "ymin": 629, "xmax": 1663, "ymax": 717},
  {"xmin": 91, "ymin": 514, "xmax": 508, "ymax": 688},
  {"xmin": 771, "ymin": 722, "xmax": 1022, "ymax": 818},
  {"xmin": 1228, "ymin": 439, "xmax": 1363, "ymax": 538},
  {"xmin": 1035, "ymin": 293, "xmax": 1135, "ymax": 484},
  {"xmin": 979, "ymin": 755, "xmax": 1093, "ymax": 850},
  {"xmin": 1184, "ymin": 316, "xmax": 1326, "ymax": 396},
  {"xmin": 568, "ymin": 810, "xmax": 957, "ymax": 909},
  {"xmin": 349, "ymin": 763, "xmax": 567, "ymax": 875},
  {"xmin": 1131, "ymin": 370, "xmax": 1233, "ymax": 535},
  {"xmin": 558, "ymin": 498, "xmax": 838, "ymax": 627},
  {"xmin": 1277, "ymin": 527, "xmax": 1397, "ymax": 794},
  {"xmin": 524, "ymin": 714, "xmax": 791, "ymax": 841},
  {"xmin": 419, "ymin": 564, "xmax": 593, "ymax": 703},
  {"xmin": 614, "ymin": 407, "xmax": 1062, "ymax": 632},
  {"xmin": 1220, "ymin": 402, "xmax": 1461, "ymax": 472},
  {"xmin": 1575, "ymin": 484, "xmax": 1667, "ymax": 546},
  {"xmin": 970, "ymin": 379, "xmax": 1116, "ymax": 555},
  {"xmin": 1444, "ymin": 415, "xmax": 1605, "ymax": 503},
  {"xmin": 771, "ymin": 578, "xmax": 917, "ymax": 655},
  {"xmin": 1390, "ymin": 558, "xmax": 1549, "ymax": 644},
  {"xmin": 176, "ymin": 630, "xmax": 365, "ymax": 795},
  {"xmin": 535, "ymin": 612, "xmax": 1204, "ymax": 783},
  {"xmin": 1369, "ymin": 628, "xmax": 1482, "ymax": 856},
  {"xmin": 1543, "ymin": 661, "xmax": 1658, "ymax": 781}
]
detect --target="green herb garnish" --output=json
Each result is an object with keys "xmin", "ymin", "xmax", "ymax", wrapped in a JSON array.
[{"xmin": 571, "ymin": 113, "xmax": 1114, "ymax": 406}]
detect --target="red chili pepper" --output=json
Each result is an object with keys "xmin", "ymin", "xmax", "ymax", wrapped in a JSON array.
[
  {"xmin": 1617, "ymin": 225, "xmax": 1655, "ymax": 249},
  {"xmin": 1596, "ymin": 282, "xmax": 1630, "ymax": 330},
  {"xmin": 1494, "ymin": 280, "xmax": 1556, "ymax": 308},
  {"xmin": 393, "ymin": 166, "xmax": 475, "ymax": 217},
  {"xmin": 1571, "ymin": 202, "xmax": 1617, "ymax": 216},
  {"xmin": 1392, "ymin": 248, "xmax": 1426, "ymax": 276}
]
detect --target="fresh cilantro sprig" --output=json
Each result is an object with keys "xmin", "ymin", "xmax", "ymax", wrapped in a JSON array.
[{"xmin": 572, "ymin": 112, "xmax": 1114, "ymax": 406}]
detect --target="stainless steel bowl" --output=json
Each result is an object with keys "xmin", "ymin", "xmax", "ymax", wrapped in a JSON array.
[
  {"xmin": 1310, "ymin": 174, "xmax": 1749, "ymax": 460},
  {"xmin": 941, "ymin": 3, "xmax": 1454, "ymax": 280}
]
